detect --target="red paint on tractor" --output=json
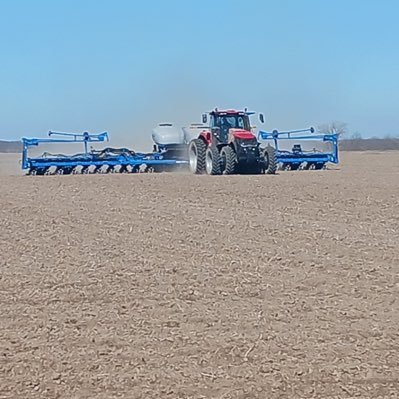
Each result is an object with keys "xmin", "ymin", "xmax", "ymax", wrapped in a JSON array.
[
  {"xmin": 199, "ymin": 131, "xmax": 212, "ymax": 145},
  {"xmin": 230, "ymin": 129, "xmax": 256, "ymax": 140}
]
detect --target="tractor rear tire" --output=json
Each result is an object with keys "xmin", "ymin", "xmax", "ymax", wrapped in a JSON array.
[
  {"xmin": 263, "ymin": 145, "xmax": 277, "ymax": 174},
  {"xmin": 205, "ymin": 147, "xmax": 222, "ymax": 175},
  {"xmin": 221, "ymin": 146, "xmax": 237, "ymax": 175},
  {"xmin": 189, "ymin": 138, "xmax": 206, "ymax": 174}
]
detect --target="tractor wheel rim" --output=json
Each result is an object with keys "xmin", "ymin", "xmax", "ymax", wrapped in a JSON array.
[
  {"xmin": 189, "ymin": 145, "xmax": 197, "ymax": 172},
  {"xmin": 206, "ymin": 151, "xmax": 213, "ymax": 174},
  {"xmin": 264, "ymin": 152, "xmax": 269, "ymax": 169}
]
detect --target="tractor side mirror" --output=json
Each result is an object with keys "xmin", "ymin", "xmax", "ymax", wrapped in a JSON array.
[
  {"xmin": 202, "ymin": 114, "xmax": 207, "ymax": 124},
  {"xmin": 259, "ymin": 113, "xmax": 265, "ymax": 124}
]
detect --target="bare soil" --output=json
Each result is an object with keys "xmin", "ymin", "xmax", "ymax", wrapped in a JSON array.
[
  {"xmin": 0, "ymin": 153, "xmax": 23, "ymax": 176},
  {"xmin": 1, "ymin": 152, "xmax": 399, "ymax": 398}
]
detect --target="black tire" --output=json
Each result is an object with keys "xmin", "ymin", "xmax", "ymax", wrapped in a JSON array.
[
  {"xmin": 263, "ymin": 145, "xmax": 277, "ymax": 174},
  {"xmin": 220, "ymin": 146, "xmax": 237, "ymax": 175},
  {"xmin": 290, "ymin": 163, "xmax": 300, "ymax": 171},
  {"xmin": 35, "ymin": 168, "xmax": 45, "ymax": 176},
  {"xmin": 205, "ymin": 146, "xmax": 222, "ymax": 175},
  {"xmin": 188, "ymin": 138, "xmax": 206, "ymax": 174},
  {"xmin": 303, "ymin": 162, "xmax": 312, "ymax": 170},
  {"xmin": 306, "ymin": 162, "xmax": 324, "ymax": 170},
  {"xmin": 279, "ymin": 163, "xmax": 288, "ymax": 171}
]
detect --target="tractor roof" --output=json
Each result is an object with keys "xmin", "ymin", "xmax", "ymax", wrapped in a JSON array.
[{"xmin": 208, "ymin": 108, "xmax": 255, "ymax": 116}]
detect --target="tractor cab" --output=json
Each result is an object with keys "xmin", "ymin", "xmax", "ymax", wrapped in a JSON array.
[{"xmin": 202, "ymin": 109, "xmax": 261, "ymax": 144}]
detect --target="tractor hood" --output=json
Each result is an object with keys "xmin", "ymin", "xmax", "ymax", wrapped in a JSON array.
[{"xmin": 229, "ymin": 128, "xmax": 256, "ymax": 140}]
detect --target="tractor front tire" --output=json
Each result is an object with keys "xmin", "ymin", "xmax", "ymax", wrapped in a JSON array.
[
  {"xmin": 263, "ymin": 145, "xmax": 277, "ymax": 174},
  {"xmin": 188, "ymin": 138, "xmax": 206, "ymax": 174},
  {"xmin": 205, "ymin": 147, "xmax": 222, "ymax": 175},
  {"xmin": 221, "ymin": 146, "xmax": 237, "ymax": 175}
]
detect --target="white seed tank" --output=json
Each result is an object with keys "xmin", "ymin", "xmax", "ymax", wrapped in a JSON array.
[
  {"xmin": 152, "ymin": 124, "xmax": 185, "ymax": 146},
  {"xmin": 182, "ymin": 123, "xmax": 208, "ymax": 144}
]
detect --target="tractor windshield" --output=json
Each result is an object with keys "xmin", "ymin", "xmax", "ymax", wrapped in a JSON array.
[{"xmin": 214, "ymin": 114, "xmax": 251, "ymax": 131}]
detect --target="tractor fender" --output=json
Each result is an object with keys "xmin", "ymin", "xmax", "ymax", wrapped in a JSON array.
[{"xmin": 199, "ymin": 131, "xmax": 212, "ymax": 146}]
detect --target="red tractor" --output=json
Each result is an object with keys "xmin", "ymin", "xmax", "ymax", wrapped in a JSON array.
[{"xmin": 188, "ymin": 108, "xmax": 276, "ymax": 175}]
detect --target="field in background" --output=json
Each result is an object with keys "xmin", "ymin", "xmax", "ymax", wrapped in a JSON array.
[
  {"xmin": 1, "ymin": 151, "xmax": 399, "ymax": 398},
  {"xmin": 0, "ymin": 153, "xmax": 22, "ymax": 176},
  {"xmin": 0, "ymin": 140, "xmax": 21, "ymax": 153},
  {"xmin": 340, "ymin": 137, "xmax": 399, "ymax": 151}
]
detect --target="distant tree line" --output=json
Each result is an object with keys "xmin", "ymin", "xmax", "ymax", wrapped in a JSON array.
[
  {"xmin": 317, "ymin": 121, "xmax": 399, "ymax": 151},
  {"xmin": 339, "ymin": 137, "xmax": 399, "ymax": 151},
  {"xmin": 0, "ymin": 140, "xmax": 22, "ymax": 153}
]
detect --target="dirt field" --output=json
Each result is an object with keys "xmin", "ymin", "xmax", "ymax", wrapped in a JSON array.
[
  {"xmin": 0, "ymin": 153, "xmax": 23, "ymax": 176},
  {"xmin": 1, "ymin": 152, "xmax": 399, "ymax": 398}
]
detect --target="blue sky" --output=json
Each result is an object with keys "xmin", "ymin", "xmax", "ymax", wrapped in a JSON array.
[{"xmin": 0, "ymin": 0, "xmax": 398, "ymax": 145}]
